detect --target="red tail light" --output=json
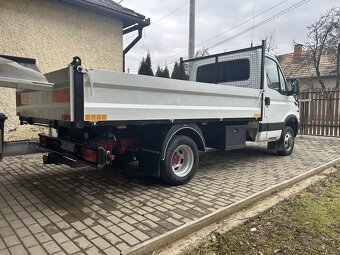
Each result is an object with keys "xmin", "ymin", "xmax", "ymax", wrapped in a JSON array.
[{"xmin": 83, "ymin": 148, "xmax": 98, "ymax": 163}]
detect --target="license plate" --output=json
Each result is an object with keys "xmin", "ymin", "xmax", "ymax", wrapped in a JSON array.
[{"xmin": 60, "ymin": 141, "xmax": 75, "ymax": 152}]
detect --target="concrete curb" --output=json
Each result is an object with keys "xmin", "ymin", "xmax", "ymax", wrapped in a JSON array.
[{"xmin": 125, "ymin": 157, "xmax": 340, "ymax": 255}]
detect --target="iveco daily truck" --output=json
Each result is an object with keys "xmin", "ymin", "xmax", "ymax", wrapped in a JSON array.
[{"xmin": 0, "ymin": 42, "xmax": 300, "ymax": 185}]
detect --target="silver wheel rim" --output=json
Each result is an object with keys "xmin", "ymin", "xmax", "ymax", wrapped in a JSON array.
[
  {"xmin": 284, "ymin": 132, "xmax": 294, "ymax": 151},
  {"xmin": 171, "ymin": 145, "xmax": 194, "ymax": 177}
]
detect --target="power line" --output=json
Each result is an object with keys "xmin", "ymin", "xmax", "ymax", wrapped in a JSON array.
[
  {"xmin": 153, "ymin": 0, "xmax": 309, "ymax": 68},
  {"xmin": 206, "ymin": 0, "xmax": 310, "ymax": 51},
  {"xmin": 196, "ymin": 0, "xmax": 289, "ymax": 49},
  {"xmin": 148, "ymin": 2, "xmax": 189, "ymax": 28},
  {"xmin": 124, "ymin": 2, "xmax": 189, "ymax": 48},
  {"xmin": 133, "ymin": 0, "xmax": 311, "ymax": 71},
  {"xmin": 152, "ymin": 0, "xmax": 289, "ymax": 67}
]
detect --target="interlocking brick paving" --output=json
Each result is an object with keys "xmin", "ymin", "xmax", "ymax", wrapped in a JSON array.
[{"xmin": 0, "ymin": 136, "xmax": 339, "ymax": 254}]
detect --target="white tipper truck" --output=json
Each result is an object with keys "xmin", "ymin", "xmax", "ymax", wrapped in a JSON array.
[{"xmin": 0, "ymin": 42, "xmax": 300, "ymax": 185}]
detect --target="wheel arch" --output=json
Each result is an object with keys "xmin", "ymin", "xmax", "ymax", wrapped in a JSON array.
[
  {"xmin": 284, "ymin": 114, "xmax": 299, "ymax": 136},
  {"xmin": 161, "ymin": 124, "xmax": 206, "ymax": 160}
]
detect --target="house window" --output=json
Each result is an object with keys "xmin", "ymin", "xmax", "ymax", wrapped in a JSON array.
[{"xmin": 196, "ymin": 59, "xmax": 250, "ymax": 84}]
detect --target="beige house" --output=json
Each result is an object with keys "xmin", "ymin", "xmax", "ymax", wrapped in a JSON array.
[
  {"xmin": 0, "ymin": 0, "xmax": 148, "ymax": 139},
  {"xmin": 277, "ymin": 44, "xmax": 338, "ymax": 90}
]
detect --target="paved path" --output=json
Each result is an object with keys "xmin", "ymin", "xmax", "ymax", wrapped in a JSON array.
[{"xmin": 0, "ymin": 136, "xmax": 339, "ymax": 255}]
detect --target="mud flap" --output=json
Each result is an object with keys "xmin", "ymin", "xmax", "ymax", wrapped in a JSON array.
[
  {"xmin": 139, "ymin": 149, "xmax": 161, "ymax": 177},
  {"xmin": 267, "ymin": 141, "xmax": 278, "ymax": 152},
  {"xmin": 137, "ymin": 126, "xmax": 166, "ymax": 177}
]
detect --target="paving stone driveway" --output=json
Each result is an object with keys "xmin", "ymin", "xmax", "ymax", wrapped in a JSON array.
[{"xmin": 0, "ymin": 136, "xmax": 339, "ymax": 255}]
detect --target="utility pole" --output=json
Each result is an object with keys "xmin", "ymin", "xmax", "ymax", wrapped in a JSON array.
[{"xmin": 188, "ymin": 0, "xmax": 195, "ymax": 60}]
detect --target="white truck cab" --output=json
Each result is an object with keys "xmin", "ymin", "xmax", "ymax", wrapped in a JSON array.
[{"xmin": 259, "ymin": 54, "xmax": 300, "ymax": 154}]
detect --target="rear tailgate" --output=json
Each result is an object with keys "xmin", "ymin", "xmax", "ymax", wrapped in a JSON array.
[
  {"xmin": 0, "ymin": 55, "xmax": 53, "ymax": 91},
  {"xmin": 17, "ymin": 67, "xmax": 73, "ymax": 122},
  {"xmin": 0, "ymin": 55, "xmax": 73, "ymax": 123}
]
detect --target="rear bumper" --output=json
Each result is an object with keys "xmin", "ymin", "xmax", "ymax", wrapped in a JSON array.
[{"xmin": 39, "ymin": 134, "xmax": 108, "ymax": 168}]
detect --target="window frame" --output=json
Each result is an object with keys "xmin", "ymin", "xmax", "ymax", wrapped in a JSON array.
[
  {"xmin": 265, "ymin": 56, "xmax": 288, "ymax": 95},
  {"xmin": 196, "ymin": 58, "xmax": 251, "ymax": 84}
]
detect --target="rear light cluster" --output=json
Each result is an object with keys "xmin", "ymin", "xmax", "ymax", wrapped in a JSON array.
[{"xmin": 83, "ymin": 148, "xmax": 98, "ymax": 163}]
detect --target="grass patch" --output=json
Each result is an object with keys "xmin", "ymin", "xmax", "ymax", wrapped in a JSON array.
[{"xmin": 185, "ymin": 168, "xmax": 340, "ymax": 255}]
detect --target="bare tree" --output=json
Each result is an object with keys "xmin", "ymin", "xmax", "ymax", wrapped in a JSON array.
[
  {"xmin": 195, "ymin": 46, "xmax": 209, "ymax": 58},
  {"xmin": 261, "ymin": 31, "xmax": 278, "ymax": 53},
  {"xmin": 305, "ymin": 7, "xmax": 340, "ymax": 89}
]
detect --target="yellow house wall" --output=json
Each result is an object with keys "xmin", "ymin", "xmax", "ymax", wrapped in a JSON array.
[{"xmin": 0, "ymin": 0, "xmax": 123, "ymax": 139}]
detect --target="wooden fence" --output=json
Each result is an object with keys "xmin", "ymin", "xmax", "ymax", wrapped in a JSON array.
[{"xmin": 299, "ymin": 88, "xmax": 340, "ymax": 136}]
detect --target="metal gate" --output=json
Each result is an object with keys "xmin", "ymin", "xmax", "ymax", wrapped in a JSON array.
[{"xmin": 299, "ymin": 88, "xmax": 340, "ymax": 136}]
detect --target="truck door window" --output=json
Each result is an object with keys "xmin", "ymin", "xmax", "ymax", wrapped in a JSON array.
[
  {"xmin": 278, "ymin": 68, "xmax": 287, "ymax": 92},
  {"xmin": 265, "ymin": 57, "xmax": 280, "ymax": 92}
]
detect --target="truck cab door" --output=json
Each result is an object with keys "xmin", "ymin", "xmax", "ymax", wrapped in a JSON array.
[{"xmin": 261, "ymin": 57, "xmax": 292, "ymax": 140}]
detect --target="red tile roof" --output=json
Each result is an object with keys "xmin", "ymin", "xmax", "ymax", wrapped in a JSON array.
[{"xmin": 277, "ymin": 51, "xmax": 337, "ymax": 79}]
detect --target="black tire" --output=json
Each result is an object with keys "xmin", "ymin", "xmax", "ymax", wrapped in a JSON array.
[
  {"xmin": 161, "ymin": 135, "xmax": 199, "ymax": 185},
  {"xmin": 277, "ymin": 126, "xmax": 295, "ymax": 156}
]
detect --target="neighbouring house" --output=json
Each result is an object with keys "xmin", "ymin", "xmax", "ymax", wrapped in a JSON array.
[
  {"xmin": 0, "ymin": 0, "xmax": 149, "ymax": 140},
  {"xmin": 277, "ymin": 44, "xmax": 338, "ymax": 90}
]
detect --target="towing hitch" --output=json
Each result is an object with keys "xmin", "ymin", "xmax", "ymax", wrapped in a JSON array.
[{"xmin": 43, "ymin": 152, "xmax": 82, "ymax": 168}]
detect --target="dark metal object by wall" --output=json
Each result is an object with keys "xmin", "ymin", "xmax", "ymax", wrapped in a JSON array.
[
  {"xmin": 0, "ymin": 114, "xmax": 6, "ymax": 161},
  {"xmin": 3, "ymin": 140, "xmax": 46, "ymax": 157}
]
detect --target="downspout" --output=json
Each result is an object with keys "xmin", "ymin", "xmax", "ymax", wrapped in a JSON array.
[{"xmin": 123, "ymin": 18, "xmax": 150, "ymax": 72}]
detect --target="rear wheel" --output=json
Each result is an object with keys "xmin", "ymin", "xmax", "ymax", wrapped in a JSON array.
[
  {"xmin": 161, "ymin": 135, "xmax": 199, "ymax": 185},
  {"xmin": 277, "ymin": 126, "xmax": 295, "ymax": 156}
]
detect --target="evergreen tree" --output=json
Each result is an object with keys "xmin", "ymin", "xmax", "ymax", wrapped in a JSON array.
[
  {"xmin": 163, "ymin": 66, "xmax": 170, "ymax": 78},
  {"xmin": 171, "ymin": 62, "xmax": 180, "ymax": 79},
  {"xmin": 171, "ymin": 62, "xmax": 188, "ymax": 80},
  {"xmin": 144, "ymin": 53, "xmax": 154, "ymax": 76},
  {"xmin": 155, "ymin": 66, "xmax": 163, "ymax": 77},
  {"xmin": 155, "ymin": 65, "xmax": 170, "ymax": 78},
  {"xmin": 138, "ymin": 57, "xmax": 146, "ymax": 75},
  {"xmin": 138, "ymin": 53, "xmax": 154, "ymax": 76}
]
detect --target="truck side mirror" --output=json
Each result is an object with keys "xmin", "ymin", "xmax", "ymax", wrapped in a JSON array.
[{"xmin": 290, "ymin": 79, "xmax": 300, "ymax": 96}]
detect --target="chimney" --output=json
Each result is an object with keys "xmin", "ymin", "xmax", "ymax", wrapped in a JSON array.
[{"xmin": 293, "ymin": 43, "xmax": 303, "ymax": 61}]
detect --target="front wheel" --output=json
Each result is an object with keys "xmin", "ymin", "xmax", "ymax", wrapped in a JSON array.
[
  {"xmin": 277, "ymin": 126, "xmax": 295, "ymax": 156},
  {"xmin": 161, "ymin": 135, "xmax": 199, "ymax": 185}
]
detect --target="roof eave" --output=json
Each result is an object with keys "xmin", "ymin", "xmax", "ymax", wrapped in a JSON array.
[
  {"xmin": 59, "ymin": 0, "xmax": 149, "ymax": 28},
  {"xmin": 286, "ymin": 74, "xmax": 337, "ymax": 80}
]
